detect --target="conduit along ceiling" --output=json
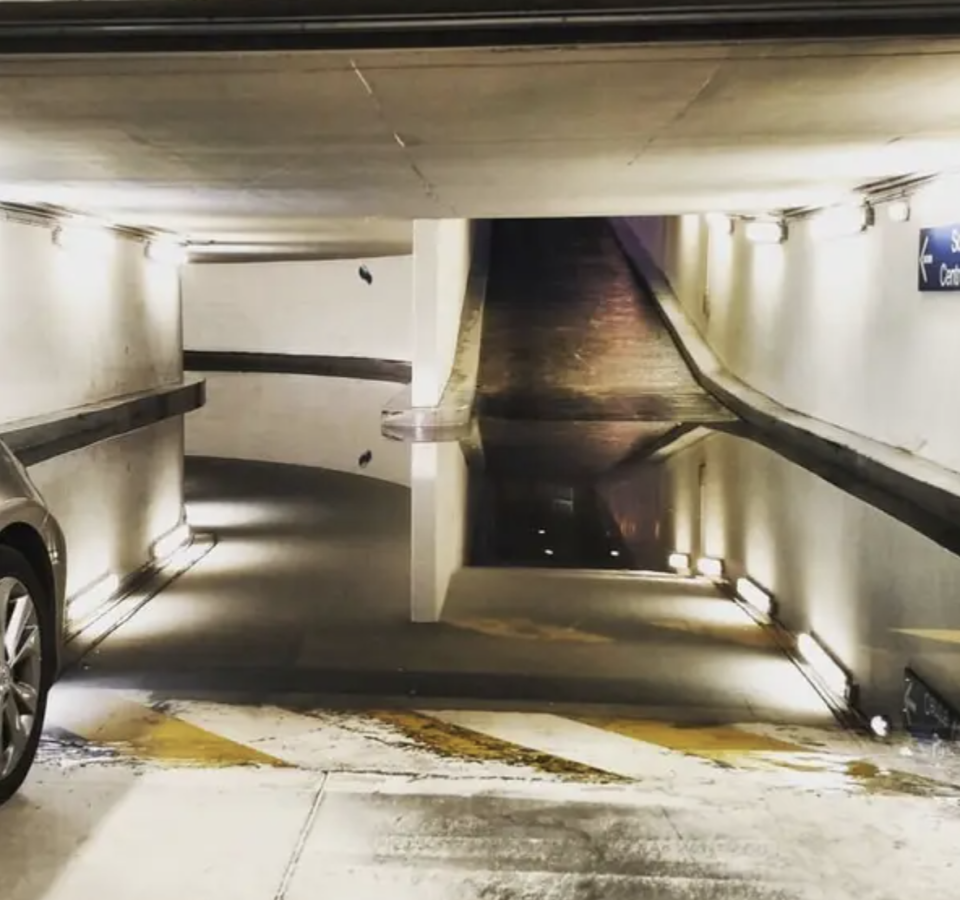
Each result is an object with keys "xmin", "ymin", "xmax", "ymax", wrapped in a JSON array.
[{"xmin": 2, "ymin": 35, "xmax": 960, "ymax": 255}]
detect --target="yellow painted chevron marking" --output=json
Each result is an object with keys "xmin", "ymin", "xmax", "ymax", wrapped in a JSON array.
[
  {"xmin": 575, "ymin": 717, "xmax": 960, "ymax": 795},
  {"xmin": 369, "ymin": 710, "xmax": 625, "ymax": 781},
  {"xmin": 447, "ymin": 616, "xmax": 611, "ymax": 644},
  {"xmin": 574, "ymin": 716, "xmax": 807, "ymax": 764},
  {"xmin": 50, "ymin": 696, "xmax": 289, "ymax": 768},
  {"xmin": 893, "ymin": 629, "xmax": 960, "ymax": 646}
]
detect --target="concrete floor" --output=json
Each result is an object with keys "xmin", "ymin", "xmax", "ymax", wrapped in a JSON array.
[
  {"xmin": 3, "ymin": 456, "xmax": 960, "ymax": 898},
  {"xmin": 65, "ymin": 455, "xmax": 830, "ymax": 725},
  {"xmin": 4, "ymin": 688, "xmax": 960, "ymax": 900}
]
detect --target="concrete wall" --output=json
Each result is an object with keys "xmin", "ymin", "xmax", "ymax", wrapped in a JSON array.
[
  {"xmin": 629, "ymin": 173, "xmax": 960, "ymax": 476},
  {"xmin": 183, "ymin": 253, "xmax": 414, "ymax": 483},
  {"xmin": 186, "ymin": 373, "xmax": 409, "ymax": 487},
  {"xmin": 661, "ymin": 428, "xmax": 960, "ymax": 723},
  {"xmin": 0, "ymin": 218, "xmax": 181, "ymax": 425},
  {"xmin": 184, "ymin": 255, "xmax": 413, "ymax": 361},
  {"xmin": 410, "ymin": 441, "xmax": 468, "ymax": 622},
  {"xmin": 29, "ymin": 418, "xmax": 184, "ymax": 600},
  {"xmin": 411, "ymin": 220, "xmax": 473, "ymax": 407},
  {"xmin": 0, "ymin": 214, "xmax": 185, "ymax": 615}
]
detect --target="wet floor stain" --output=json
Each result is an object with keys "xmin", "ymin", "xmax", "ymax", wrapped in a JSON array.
[
  {"xmin": 45, "ymin": 695, "xmax": 290, "ymax": 769},
  {"xmin": 37, "ymin": 728, "xmax": 122, "ymax": 767},
  {"xmin": 647, "ymin": 617, "xmax": 778, "ymax": 650},
  {"xmin": 368, "ymin": 710, "xmax": 625, "ymax": 782},
  {"xmin": 447, "ymin": 616, "xmax": 612, "ymax": 644},
  {"xmin": 756, "ymin": 753, "xmax": 960, "ymax": 798}
]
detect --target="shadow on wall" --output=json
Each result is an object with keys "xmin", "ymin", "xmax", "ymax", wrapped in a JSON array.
[
  {"xmin": 184, "ymin": 372, "xmax": 411, "ymax": 487},
  {"xmin": 656, "ymin": 427, "xmax": 960, "ymax": 726}
]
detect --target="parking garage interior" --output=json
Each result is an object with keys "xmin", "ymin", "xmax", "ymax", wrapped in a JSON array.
[{"xmin": 2, "ymin": 3, "xmax": 960, "ymax": 898}]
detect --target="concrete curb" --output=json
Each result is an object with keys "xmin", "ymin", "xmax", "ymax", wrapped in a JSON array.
[
  {"xmin": 610, "ymin": 217, "xmax": 960, "ymax": 543},
  {"xmin": 381, "ymin": 220, "xmax": 491, "ymax": 442}
]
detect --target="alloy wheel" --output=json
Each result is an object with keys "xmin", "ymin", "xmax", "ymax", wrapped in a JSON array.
[{"xmin": 0, "ymin": 576, "xmax": 43, "ymax": 780}]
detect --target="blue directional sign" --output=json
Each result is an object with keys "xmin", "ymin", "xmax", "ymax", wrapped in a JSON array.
[{"xmin": 918, "ymin": 224, "xmax": 960, "ymax": 291}]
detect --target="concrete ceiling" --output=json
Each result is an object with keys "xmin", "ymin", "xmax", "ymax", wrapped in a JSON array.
[{"xmin": 2, "ymin": 36, "xmax": 960, "ymax": 251}]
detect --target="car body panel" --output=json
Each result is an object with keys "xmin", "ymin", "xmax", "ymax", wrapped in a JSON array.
[{"xmin": 0, "ymin": 438, "xmax": 67, "ymax": 670}]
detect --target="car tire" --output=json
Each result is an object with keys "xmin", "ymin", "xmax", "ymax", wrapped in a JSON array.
[{"xmin": 0, "ymin": 546, "xmax": 53, "ymax": 807}]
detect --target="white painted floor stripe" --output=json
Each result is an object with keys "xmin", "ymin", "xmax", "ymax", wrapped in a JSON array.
[
  {"xmin": 44, "ymin": 688, "xmax": 960, "ymax": 797},
  {"xmin": 119, "ymin": 693, "xmax": 568, "ymax": 781},
  {"xmin": 424, "ymin": 710, "xmax": 718, "ymax": 783}
]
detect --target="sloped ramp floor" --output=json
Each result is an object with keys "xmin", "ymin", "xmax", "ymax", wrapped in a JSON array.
[{"xmin": 477, "ymin": 217, "xmax": 730, "ymax": 422}]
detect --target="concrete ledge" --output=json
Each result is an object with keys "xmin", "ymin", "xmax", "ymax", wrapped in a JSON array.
[
  {"xmin": 1, "ymin": 379, "xmax": 206, "ymax": 466},
  {"xmin": 610, "ymin": 218, "xmax": 960, "ymax": 550},
  {"xmin": 382, "ymin": 220, "xmax": 491, "ymax": 442},
  {"xmin": 185, "ymin": 351, "xmax": 411, "ymax": 384}
]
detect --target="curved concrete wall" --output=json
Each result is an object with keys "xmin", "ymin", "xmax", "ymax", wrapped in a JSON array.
[
  {"xmin": 0, "ymin": 217, "xmax": 181, "ymax": 425},
  {"xmin": 183, "ymin": 254, "xmax": 412, "ymax": 360},
  {"xmin": 183, "ymin": 253, "xmax": 413, "ymax": 485},
  {"xmin": 185, "ymin": 373, "xmax": 410, "ymax": 486},
  {"xmin": 631, "ymin": 176, "xmax": 960, "ymax": 477}
]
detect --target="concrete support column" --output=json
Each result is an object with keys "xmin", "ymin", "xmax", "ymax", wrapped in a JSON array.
[
  {"xmin": 411, "ymin": 219, "xmax": 472, "ymax": 407},
  {"xmin": 411, "ymin": 442, "xmax": 468, "ymax": 622},
  {"xmin": 409, "ymin": 218, "xmax": 472, "ymax": 621}
]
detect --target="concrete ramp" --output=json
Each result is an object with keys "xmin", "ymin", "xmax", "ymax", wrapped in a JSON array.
[
  {"xmin": 476, "ymin": 217, "xmax": 728, "ymax": 421},
  {"xmin": 444, "ymin": 567, "xmax": 832, "ymax": 725},
  {"xmin": 475, "ymin": 418, "xmax": 682, "ymax": 482}
]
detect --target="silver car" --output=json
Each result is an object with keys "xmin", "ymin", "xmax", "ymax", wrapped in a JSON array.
[{"xmin": 0, "ymin": 439, "xmax": 66, "ymax": 805}]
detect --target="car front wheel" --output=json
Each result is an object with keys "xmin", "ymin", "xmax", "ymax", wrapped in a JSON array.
[{"xmin": 0, "ymin": 546, "xmax": 52, "ymax": 806}]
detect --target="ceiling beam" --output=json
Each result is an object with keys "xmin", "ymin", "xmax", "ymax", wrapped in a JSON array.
[{"xmin": 0, "ymin": 1, "xmax": 959, "ymax": 54}]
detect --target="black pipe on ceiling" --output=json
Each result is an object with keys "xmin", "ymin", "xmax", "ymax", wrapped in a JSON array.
[{"xmin": 0, "ymin": 1, "xmax": 958, "ymax": 53}]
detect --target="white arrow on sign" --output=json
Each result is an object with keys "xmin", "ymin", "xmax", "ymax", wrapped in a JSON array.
[{"xmin": 919, "ymin": 234, "xmax": 934, "ymax": 284}]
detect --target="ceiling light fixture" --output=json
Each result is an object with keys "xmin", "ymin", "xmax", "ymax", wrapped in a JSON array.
[
  {"xmin": 810, "ymin": 203, "xmax": 874, "ymax": 240},
  {"xmin": 887, "ymin": 199, "xmax": 911, "ymax": 223},
  {"xmin": 146, "ymin": 238, "xmax": 189, "ymax": 266},
  {"xmin": 53, "ymin": 220, "xmax": 115, "ymax": 255},
  {"xmin": 706, "ymin": 212, "xmax": 734, "ymax": 235},
  {"xmin": 744, "ymin": 220, "xmax": 787, "ymax": 245}
]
